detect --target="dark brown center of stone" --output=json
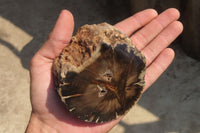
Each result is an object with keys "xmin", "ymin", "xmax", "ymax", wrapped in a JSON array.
[{"xmin": 52, "ymin": 23, "xmax": 146, "ymax": 123}]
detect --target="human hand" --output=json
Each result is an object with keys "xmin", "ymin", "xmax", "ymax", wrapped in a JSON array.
[{"xmin": 26, "ymin": 8, "xmax": 183, "ymax": 133}]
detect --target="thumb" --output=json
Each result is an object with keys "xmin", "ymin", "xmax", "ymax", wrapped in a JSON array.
[{"xmin": 36, "ymin": 10, "xmax": 74, "ymax": 60}]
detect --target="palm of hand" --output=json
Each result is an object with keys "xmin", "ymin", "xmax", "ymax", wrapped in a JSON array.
[{"xmin": 27, "ymin": 8, "xmax": 182, "ymax": 133}]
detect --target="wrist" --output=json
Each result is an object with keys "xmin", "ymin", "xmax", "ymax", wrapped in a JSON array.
[{"xmin": 26, "ymin": 113, "xmax": 58, "ymax": 133}]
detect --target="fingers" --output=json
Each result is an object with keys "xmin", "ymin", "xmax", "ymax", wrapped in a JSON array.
[
  {"xmin": 131, "ymin": 8, "xmax": 180, "ymax": 51},
  {"xmin": 143, "ymin": 48, "xmax": 175, "ymax": 91},
  {"xmin": 142, "ymin": 21, "xmax": 183, "ymax": 66},
  {"xmin": 36, "ymin": 10, "xmax": 74, "ymax": 61},
  {"xmin": 114, "ymin": 9, "xmax": 158, "ymax": 36}
]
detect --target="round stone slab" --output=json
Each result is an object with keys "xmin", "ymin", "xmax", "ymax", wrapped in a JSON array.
[{"xmin": 52, "ymin": 23, "xmax": 146, "ymax": 123}]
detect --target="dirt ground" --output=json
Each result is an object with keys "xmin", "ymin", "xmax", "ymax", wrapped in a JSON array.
[{"xmin": 0, "ymin": 0, "xmax": 200, "ymax": 133}]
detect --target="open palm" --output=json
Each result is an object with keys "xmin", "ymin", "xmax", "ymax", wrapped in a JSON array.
[{"xmin": 27, "ymin": 8, "xmax": 183, "ymax": 133}]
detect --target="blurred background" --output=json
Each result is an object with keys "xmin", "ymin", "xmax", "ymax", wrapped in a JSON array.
[{"xmin": 0, "ymin": 0, "xmax": 199, "ymax": 133}]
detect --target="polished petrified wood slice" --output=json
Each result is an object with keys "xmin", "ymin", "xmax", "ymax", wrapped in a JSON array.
[{"xmin": 52, "ymin": 23, "xmax": 146, "ymax": 123}]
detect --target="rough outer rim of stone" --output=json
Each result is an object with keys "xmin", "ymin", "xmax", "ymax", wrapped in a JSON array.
[{"xmin": 52, "ymin": 22, "xmax": 146, "ymax": 123}]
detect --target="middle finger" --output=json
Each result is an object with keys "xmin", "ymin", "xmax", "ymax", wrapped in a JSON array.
[{"xmin": 131, "ymin": 8, "xmax": 180, "ymax": 51}]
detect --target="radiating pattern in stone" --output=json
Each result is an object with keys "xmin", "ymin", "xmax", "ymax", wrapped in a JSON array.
[{"xmin": 53, "ymin": 23, "xmax": 146, "ymax": 123}]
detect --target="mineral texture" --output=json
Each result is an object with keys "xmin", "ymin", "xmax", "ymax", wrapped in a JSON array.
[{"xmin": 52, "ymin": 23, "xmax": 146, "ymax": 123}]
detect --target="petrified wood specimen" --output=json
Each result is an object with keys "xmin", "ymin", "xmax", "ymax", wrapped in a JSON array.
[{"xmin": 52, "ymin": 23, "xmax": 146, "ymax": 123}]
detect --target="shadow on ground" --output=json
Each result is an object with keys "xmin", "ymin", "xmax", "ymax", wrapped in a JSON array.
[{"xmin": 0, "ymin": 0, "xmax": 199, "ymax": 133}]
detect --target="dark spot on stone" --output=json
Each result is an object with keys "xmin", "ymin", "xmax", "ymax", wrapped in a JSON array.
[{"xmin": 52, "ymin": 23, "xmax": 146, "ymax": 123}]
